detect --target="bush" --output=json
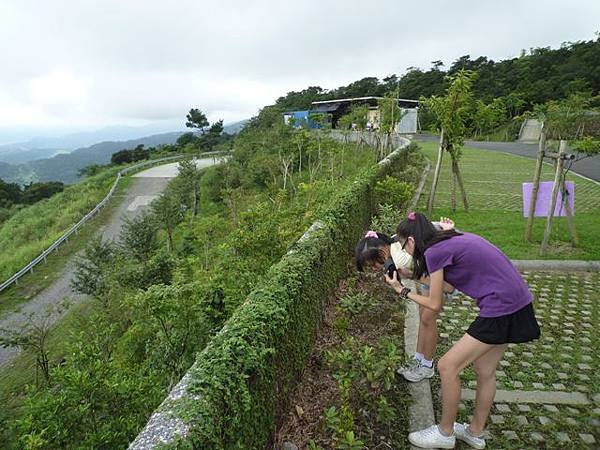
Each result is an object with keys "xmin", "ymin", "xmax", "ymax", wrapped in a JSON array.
[{"xmin": 136, "ymin": 144, "xmax": 412, "ymax": 449}]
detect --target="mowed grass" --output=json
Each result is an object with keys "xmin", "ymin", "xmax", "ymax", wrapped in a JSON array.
[{"xmin": 417, "ymin": 141, "xmax": 600, "ymax": 260}]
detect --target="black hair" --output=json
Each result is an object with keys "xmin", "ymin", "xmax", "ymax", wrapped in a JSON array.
[
  {"xmin": 396, "ymin": 212, "xmax": 462, "ymax": 279},
  {"xmin": 355, "ymin": 232, "xmax": 394, "ymax": 271}
]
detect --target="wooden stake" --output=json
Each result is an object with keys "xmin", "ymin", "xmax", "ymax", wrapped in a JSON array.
[
  {"xmin": 525, "ymin": 125, "xmax": 546, "ymax": 242},
  {"xmin": 540, "ymin": 140, "xmax": 565, "ymax": 255},
  {"xmin": 427, "ymin": 128, "xmax": 445, "ymax": 216}
]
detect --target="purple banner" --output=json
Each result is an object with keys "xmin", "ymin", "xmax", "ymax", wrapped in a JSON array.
[{"xmin": 522, "ymin": 181, "xmax": 575, "ymax": 217}]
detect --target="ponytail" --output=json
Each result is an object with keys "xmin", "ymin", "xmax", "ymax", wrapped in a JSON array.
[{"xmin": 355, "ymin": 231, "xmax": 394, "ymax": 271}]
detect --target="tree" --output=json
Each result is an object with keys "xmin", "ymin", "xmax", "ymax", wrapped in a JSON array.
[
  {"xmin": 151, "ymin": 193, "xmax": 183, "ymax": 251},
  {"xmin": 71, "ymin": 238, "xmax": 116, "ymax": 297},
  {"xmin": 119, "ymin": 212, "xmax": 158, "ymax": 261},
  {"xmin": 185, "ymin": 108, "xmax": 209, "ymax": 133},
  {"xmin": 131, "ymin": 144, "xmax": 149, "ymax": 162},
  {"xmin": 176, "ymin": 159, "xmax": 201, "ymax": 220},
  {"xmin": 176, "ymin": 132, "xmax": 198, "ymax": 147},
  {"xmin": 111, "ymin": 149, "xmax": 133, "ymax": 165},
  {"xmin": 422, "ymin": 69, "xmax": 477, "ymax": 214},
  {"xmin": 0, "ymin": 303, "xmax": 67, "ymax": 383},
  {"xmin": 21, "ymin": 182, "xmax": 64, "ymax": 204}
]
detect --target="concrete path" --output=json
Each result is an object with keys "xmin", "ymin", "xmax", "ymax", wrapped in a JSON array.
[
  {"xmin": 0, "ymin": 158, "xmax": 220, "ymax": 366},
  {"xmin": 413, "ymin": 134, "xmax": 600, "ymax": 182}
]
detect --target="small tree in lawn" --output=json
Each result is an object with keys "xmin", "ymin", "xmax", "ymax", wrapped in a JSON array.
[
  {"xmin": 185, "ymin": 108, "xmax": 209, "ymax": 134},
  {"xmin": 421, "ymin": 69, "xmax": 477, "ymax": 214},
  {"xmin": 526, "ymin": 93, "xmax": 600, "ymax": 252}
]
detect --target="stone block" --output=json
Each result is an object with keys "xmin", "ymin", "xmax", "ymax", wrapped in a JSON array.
[
  {"xmin": 495, "ymin": 404, "xmax": 511, "ymax": 413},
  {"xmin": 530, "ymin": 432, "xmax": 544, "ymax": 442},
  {"xmin": 543, "ymin": 405, "xmax": 559, "ymax": 413},
  {"xmin": 538, "ymin": 416, "xmax": 552, "ymax": 426},
  {"xmin": 580, "ymin": 434, "xmax": 596, "ymax": 445},
  {"xmin": 502, "ymin": 431, "xmax": 518, "ymax": 440},
  {"xmin": 490, "ymin": 415, "xmax": 504, "ymax": 424},
  {"xmin": 516, "ymin": 415, "xmax": 528, "ymax": 425}
]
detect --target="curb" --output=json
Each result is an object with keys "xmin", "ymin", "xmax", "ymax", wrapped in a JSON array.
[
  {"xmin": 511, "ymin": 260, "xmax": 600, "ymax": 272},
  {"xmin": 403, "ymin": 280, "xmax": 437, "ymax": 449}
]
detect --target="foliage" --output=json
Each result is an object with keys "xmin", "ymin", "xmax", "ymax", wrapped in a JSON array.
[
  {"xmin": 374, "ymin": 175, "xmax": 413, "ymax": 210},
  {"xmin": 144, "ymin": 143, "xmax": 417, "ymax": 449},
  {"xmin": 420, "ymin": 69, "xmax": 477, "ymax": 160},
  {"xmin": 111, "ymin": 144, "xmax": 150, "ymax": 165},
  {"xmin": 185, "ymin": 108, "xmax": 209, "ymax": 132},
  {"xmin": 119, "ymin": 212, "xmax": 159, "ymax": 261},
  {"xmin": 71, "ymin": 238, "xmax": 116, "ymax": 297}
]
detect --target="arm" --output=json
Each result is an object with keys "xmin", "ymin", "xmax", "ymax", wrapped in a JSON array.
[
  {"xmin": 419, "ymin": 274, "xmax": 455, "ymax": 293},
  {"xmin": 385, "ymin": 269, "xmax": 445, "ymax": 312}
]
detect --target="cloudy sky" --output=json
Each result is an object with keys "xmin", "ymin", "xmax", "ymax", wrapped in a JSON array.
[{"xmin": 1, "ymin": 0, "xmax": 598, "ymax": 141}]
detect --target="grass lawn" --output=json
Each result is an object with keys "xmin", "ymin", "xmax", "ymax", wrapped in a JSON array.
[{"xmin": 417, "ymin": 141, "xmax": 600, "ymax": 260}]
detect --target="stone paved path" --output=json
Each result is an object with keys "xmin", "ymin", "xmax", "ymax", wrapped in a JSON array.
[{"xmin": 434, "ymin": 270, "xmax": 599, "ymax": 448}]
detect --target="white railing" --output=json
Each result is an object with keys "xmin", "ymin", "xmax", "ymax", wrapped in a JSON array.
[{"xmin": 0, "ymin": 154, "xmax": 189, "ymax": 293}]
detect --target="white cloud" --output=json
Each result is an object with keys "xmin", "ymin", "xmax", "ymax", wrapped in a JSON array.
[{"xmin": 0, "ymin": 0, "xmax": 598, "ymax": 137}]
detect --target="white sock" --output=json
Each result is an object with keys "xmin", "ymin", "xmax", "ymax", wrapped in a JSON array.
[
  {"xmin": 421, "ymin": 357, "xmax": 433, "ymax": 368},
  {"xmin": 414, "ymin": 352, "xmax": 424, "ymax": 362}
]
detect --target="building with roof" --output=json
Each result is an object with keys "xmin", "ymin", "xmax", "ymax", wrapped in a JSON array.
[{"xmin": 283, "ymin": 96, "xmax": 419, "ymax": 133}]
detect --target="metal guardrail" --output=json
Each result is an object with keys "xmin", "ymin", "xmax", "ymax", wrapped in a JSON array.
[{"xmin": 0, "ymin": 154, "xmax": 190, "ymax": 293}]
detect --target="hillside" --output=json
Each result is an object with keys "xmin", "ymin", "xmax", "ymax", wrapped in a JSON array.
[{"xmin": 0, "ymin": 132, "xmax": 183, "ymax": 185}]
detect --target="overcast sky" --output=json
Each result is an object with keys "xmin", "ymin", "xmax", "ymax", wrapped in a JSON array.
[{"xmin": 1, "ymin": 0, "xmax": 598, "ymax": 140}]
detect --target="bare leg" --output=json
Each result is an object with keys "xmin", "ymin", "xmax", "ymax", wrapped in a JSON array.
[
  {"xmin": 470, "ymin": 344, "xmax": 508, "ymax": 435},
  {"xmin": 417, "ymin": 306, "xmax": 439, "ymax": 361},
  {"xmin": 437, "ymin": 334, "xmax": 495, "ymax": 435}
]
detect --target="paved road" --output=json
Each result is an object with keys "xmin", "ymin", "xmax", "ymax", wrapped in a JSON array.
[
  {"xmin": 414, "ymin": 134, "xmax": 600, "ymax": 182},
  {"xmin": 0, "ymin": 158, "xmax": 220, "ymax": 366}
]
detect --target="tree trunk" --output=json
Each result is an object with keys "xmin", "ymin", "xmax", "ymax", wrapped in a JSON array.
[
  {"xmin": 561, "ymin": 176, "xmax": 578, "ymax": 246},
  {"xmin": 427, "ymin": 129, "xmax": 445, "ymax": 216},
  {"xmin": 450, "ymin": 160, "xmax": 457, "ymax": 212},
  {"xmin": 453, "ymin": 159, "xmax": 469, "ymax": 212},
  {"xmin": 525, "ymin": 126, "xmax": 546, "ymax": 241}
]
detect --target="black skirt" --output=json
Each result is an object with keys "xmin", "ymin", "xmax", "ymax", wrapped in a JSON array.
[{"xmin": 467, "ymin": 303, "xmax": 541, "ymax": 345}]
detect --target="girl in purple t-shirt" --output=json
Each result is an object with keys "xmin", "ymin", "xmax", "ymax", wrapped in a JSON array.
[{"xmin": 357, "ymin": 212, "xmax": 540, "ymax": 449}]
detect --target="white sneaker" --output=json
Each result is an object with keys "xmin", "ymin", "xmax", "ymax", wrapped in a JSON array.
[
  {"xmin": 408, "ymin": 424, "xmax": 455, "ymax": 449},
  {"xmin": 397, "ymin": 357, "xmax": 420, "ymax": 376},
  {"xmin": 454, "ymin": 422, "xmax": 485, "ymax": 449},
  {"xmin": 402, "ymin": 362, "xmax": 435, "ymax": 382}
]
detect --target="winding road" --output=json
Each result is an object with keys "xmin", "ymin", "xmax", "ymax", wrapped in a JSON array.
[{"xmin": 0, "ymin": 157, "xmax": 221, "ymax": 366}]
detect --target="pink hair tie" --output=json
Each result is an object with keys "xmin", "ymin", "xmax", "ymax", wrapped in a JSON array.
[
  {"xmin": 407, "ymin": 212, "xmax": 417, "ymax": 221},
  {"xmin": 365, "ymin": 230, "xmax": 378, "ymax": 239}
]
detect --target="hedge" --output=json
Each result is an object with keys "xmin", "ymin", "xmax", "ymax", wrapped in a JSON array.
[{"xmin": 129, "ymin": 138, "xmax": 412, "ymax": 450}]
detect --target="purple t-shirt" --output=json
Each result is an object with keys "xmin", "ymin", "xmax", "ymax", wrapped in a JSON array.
[{"xmin": 425, "ymin": 232, "xmax": 532, "ymax": 318}]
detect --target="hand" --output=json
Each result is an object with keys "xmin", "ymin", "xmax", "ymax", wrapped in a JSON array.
[
  {"xmin": 384, "ymin": 270, "xmax": 403, "ymax": 293},
  {"xmin": 439, "ymin": 217, "xmax": 455, "ymax": 231}
]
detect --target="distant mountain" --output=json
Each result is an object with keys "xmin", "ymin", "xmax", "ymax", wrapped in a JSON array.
[
  {"xmin": 0, "ymin": 146, "xmax": 66, "ymax": 164},
  {"xmin": 223, "ymin": 119, "xmax": 249, "ymax": 134},
  {"xmin": 0, "ymin": 132, "xmax": 185, "ymax": 185}
]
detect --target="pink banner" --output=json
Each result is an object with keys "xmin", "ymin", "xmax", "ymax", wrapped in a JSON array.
[{"xmin": 522, "ymin": 181, "xmax": 575, "ymax": 217}]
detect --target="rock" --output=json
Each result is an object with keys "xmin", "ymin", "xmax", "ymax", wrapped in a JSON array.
[{"xmin": 282, "ymin": 442, "xmax": 299, "ymax": 450}]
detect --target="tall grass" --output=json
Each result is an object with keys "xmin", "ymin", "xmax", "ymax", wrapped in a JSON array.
[{"xmin": 0, "ymin": 168, "xmax": 121, "ymax": 281}]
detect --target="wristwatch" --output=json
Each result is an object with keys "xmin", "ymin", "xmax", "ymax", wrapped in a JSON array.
[{"xmin": 399, "ymin": 286, "xmax": 411, "ymax": 299}]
